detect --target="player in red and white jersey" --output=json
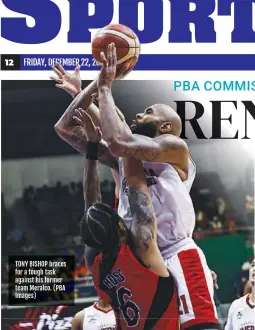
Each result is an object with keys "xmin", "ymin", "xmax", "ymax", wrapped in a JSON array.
[
  {"xmin": 95, "ymin": 44, "xmax": 220, "ymax": 330},
  {"xmin": 225, "ymin": 259, "xmax": 255, "ymax": 330},
  {"xmin": 72, "ymin": 301, "xmax": 116, "ymax": 330},
  {"xmin": 51, "ymin": 45, "xmax": 219, "ymax": 329}
]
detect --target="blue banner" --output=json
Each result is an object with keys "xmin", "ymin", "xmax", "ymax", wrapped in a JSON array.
[{"xmin": 18, "ymin": 54, "xmax": 255, "ymax": 71}]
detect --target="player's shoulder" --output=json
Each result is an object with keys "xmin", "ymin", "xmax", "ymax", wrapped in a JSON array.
[
  {"xmin": 157, "ymin": 134, "xmax": 188, "ymax": 151},
  {"xmin": 72, "ymin": 310, "xmax": 85, "ymax": 329},
  {"xmin": 119, "ymin": 243, "xmax": 143, "ymax": 267},
  {"xmin": 73, "ymin": 310, "xmax": 85, "ymax": 319},
  {"xmin": 229, "ymin": 295, "xmax": 248, "ymax": 311}
]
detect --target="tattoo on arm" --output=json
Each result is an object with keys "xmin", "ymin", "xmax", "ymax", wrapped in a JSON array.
[
  {"xmin": 121, "ymin": 143, "xmax": 161, "ymax": 162},
  {"xmin": 84, "ymin": 159, "xmax": 101, "ymax": 210},
  {"xmin": 128, "ymin": 186, "xmax": 155, "ymax": 252},
  {"xmin": 57, "ymin": 126, "xmax": 119, "ymax": 171},
  {"xmin": 109, "ymin": 134, "xmax": 187, "ymax": 167}
]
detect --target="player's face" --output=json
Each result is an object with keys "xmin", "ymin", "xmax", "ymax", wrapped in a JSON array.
[
  {"xmin": 131, "ymin": 107, "xmax": 159, "ymax": 137},
  {"xmin": 132, "ymin": 107, "xmax": 159, "ymax": 126},
  {"xmin": 249, "ymin": 259, "xmax": 255, "ymax": 286}
]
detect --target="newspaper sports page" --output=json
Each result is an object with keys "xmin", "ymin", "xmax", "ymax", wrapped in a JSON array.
[{"xmin": 1, "ymin": 0, "xmax": 254, "ymax": 329}]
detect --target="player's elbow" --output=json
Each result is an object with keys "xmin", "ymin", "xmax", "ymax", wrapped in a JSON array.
[
  {"xmin": 107, "ymin": 132, "xmax": 134, "ymax": 156},
  {"xmin": 54, "ymin": 123, "xmax": 60, "ymax": 133},
  {"xmin": 107, "ymin": 139, "xmax": 126, "ymax": 157},
  {"xmin": 54, "ymin": 123, "xmax": 69, "ymax": 142},
  {"xmin": 54, "ymin": 123, "xmax": 63, "ymax": 137}
]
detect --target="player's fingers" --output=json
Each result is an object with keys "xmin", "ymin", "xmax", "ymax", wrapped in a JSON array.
[
  {"xmin": 75, "ymin": 108, "xmax": 83, "ymax": 119},
  {"xmin": 51, "ymin": 66, "xmax": 62, "ymax": 78},
  {"xmin": 108, "ymin": 43, "xmax": 113, "ymax": 66},
  {"xmin": 107, "ymin": 43, "xmax": 112, "ymax": 65},
  {"xmin": 81, "ymin": 110, "xmax": 93, "ymax": 121},
  {"xmin": 112, "ymin": 45, "xmax": 117, "ymax": 67},
  {"xmin": 50, "ymin": 76, "xmax": 63, "ymax": 84},
  {"xmin": 111, "ymin": 43, "xmax": 115, "ymax": 66},
  {"xmin": 73, "ymin": 116, "xmax": 83, "ymax": 126},
  {"xmin": 75, "ymin": 64, "xmax": 80, "ymax": 74},
  {"xmin": 82, "ymin": 111, "xmax": 96, "ymax": 128},
  {"xmin": 100, "ymin": 52, "xmax": 107, "ymax": 66},
  {"xmin": 55, "ymin": 84, "xmax": 65, "ymax": 89},
  {"xmin": 55, "ymin": 62, "xmax": 66, "ymax": 75}
]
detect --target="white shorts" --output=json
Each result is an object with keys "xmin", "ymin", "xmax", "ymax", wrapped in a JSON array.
[
  {"xmin": 83, "ymin": 303, "xmax": 117, "ymax": 330},
  {"xmin": 165, "ymin": 243, "xmax": 220, "ymax": 329}
]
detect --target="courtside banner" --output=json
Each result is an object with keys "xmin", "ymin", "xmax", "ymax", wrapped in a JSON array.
[
  {"xmin": 1, "ymin": 302, "xmax": 95, "ymax": 329},
  {"xmin": 1, "ymin": 0, "xmax": 255, "ymax": 72}
]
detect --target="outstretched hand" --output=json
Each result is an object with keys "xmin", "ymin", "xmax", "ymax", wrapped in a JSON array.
[
  {"xmin": 50, "ymin": 62, "xmax": 82, "ymax": 98},
  {"xmin": 73, "ymin": 108, "xmax": 102, "ymax": 143},
  {"xmin": 97, "ymin": 43, "xmax": 117, "ymax": 89}
]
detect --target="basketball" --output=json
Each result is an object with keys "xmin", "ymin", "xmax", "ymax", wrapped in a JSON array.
[{"xmin": 92, "ymin": 24, "xmax": 140, "ymax": 79}]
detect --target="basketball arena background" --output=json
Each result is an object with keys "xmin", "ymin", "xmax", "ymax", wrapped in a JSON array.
[{"xmin": 1, "ymin": 80, "xmax": 254, "ymax": 329}]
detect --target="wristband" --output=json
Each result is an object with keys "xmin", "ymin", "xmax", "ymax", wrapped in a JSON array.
[{"xmin": 86, "ymin": 142, "xmax": 99, "ymax": 160}]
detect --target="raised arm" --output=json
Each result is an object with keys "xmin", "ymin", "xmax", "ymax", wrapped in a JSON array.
[
  {"xmin": 83, "ymin": 155, "xmax": 101, "ymax": 210},
  {"xmin": 51, "ymin": 62, "xmax": 100, "ymax": 128},
  {"xmin": 97, "ymin": 44, "xmax": 188, "ymax": 171},
  {"xmin": 71, "ymin": 110, "xmax": 102, "ymax": 210},
  {"xmin": 51, "ymin": 64, "xmax": 116, "ymax": 171},
  {"xmin": 51, "ymin": 64, "xmax": 122, "ymax": 175},
  {"xmin": 123, "ymin": 158, "xmax": 169, "ymax": 277},
  {"xmin": 77, "ymin": 111, "xmax": 102, "ymax": 271}
]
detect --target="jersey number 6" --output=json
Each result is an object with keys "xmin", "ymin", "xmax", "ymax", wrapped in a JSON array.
[{"xmin": 117, "ymin": 287, "xmax": 140, "ymax": 327}]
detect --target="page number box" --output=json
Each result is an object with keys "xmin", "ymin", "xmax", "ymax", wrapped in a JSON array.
[{"xmin": 1, "ymin": 55, "xmax": 20, "ymax": 70}]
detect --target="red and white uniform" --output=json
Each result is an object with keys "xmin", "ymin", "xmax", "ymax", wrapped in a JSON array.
[
  {"xmin": 92, "ymin": 244, "xmax": 179, "ymax": 330},
  {"xmin": 82, "ymin": 303, "xmax": 116, "ymax": 330},
  {"xmin": 118, "ymin": 157, "xmax": 220, "ymax": 329},
  {"xmin": 225, "ymin": 294, "xmax": 255, "ymax": 330}
]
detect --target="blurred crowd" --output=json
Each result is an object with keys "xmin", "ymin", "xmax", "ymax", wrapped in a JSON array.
[
  {"xmin": 2, "ymin": 172, "xmax": 254, "ymax": 255},
  {"xmin": 192, "ymin": 195, "xmax": 238, "ymax": 239},
  {"xmin": 3, "ymin": 178, "xmax": 246, "ymax": 256},
  {"xmin": 23, "ymin": 179, "xmax": 114, "ymax": 247}
]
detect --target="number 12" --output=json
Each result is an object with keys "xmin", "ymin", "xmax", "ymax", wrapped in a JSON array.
[{"xmin": 5, "ymin": 59, "xmax": 14, "ymax": 66}]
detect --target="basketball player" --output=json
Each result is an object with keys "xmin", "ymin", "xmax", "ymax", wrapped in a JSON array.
[
  {"xmin": 72, "ymin": 108, "xmax": 179, "ymax": 329},
  {"xmin": 94, "ymin": 43, "xmax": 220, "ymax": 330},
  {"xmin": 71, "ymin": 111, "xmax": 116, "ymax": 330},
  {"xmin": 51, "ymin": 52, "xmax": 219, "ymax": 329},
  {"xmin": 225, "ymin": 258, "xmax": 255, "ymax": 330}
]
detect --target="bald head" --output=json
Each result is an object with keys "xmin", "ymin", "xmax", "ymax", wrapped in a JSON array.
[{"xmin": 150, "ymin": 104, "xmax": 182, "ymax": 136}]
